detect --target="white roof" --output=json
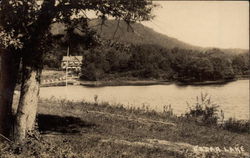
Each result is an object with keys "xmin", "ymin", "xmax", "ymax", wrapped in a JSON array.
[{"xmin": 62, "ymin": 56, "xmax": 83, "ymax": 62}]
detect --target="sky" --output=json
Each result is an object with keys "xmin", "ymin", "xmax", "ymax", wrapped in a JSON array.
[{"xmin": 142, "ymin": 1, "xmax": 249, "ymax": 49}]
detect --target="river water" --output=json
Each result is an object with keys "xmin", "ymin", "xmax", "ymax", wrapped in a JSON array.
[{"xmin": 40, "ymin": 80, "xmax": 249, "ymax": 120}]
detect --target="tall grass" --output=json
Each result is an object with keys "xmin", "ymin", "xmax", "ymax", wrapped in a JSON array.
[{"xmin": 163, "ymin": 104, "xmax": 174, "ymax": 118}]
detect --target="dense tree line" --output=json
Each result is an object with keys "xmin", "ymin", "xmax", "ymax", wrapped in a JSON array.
[{"xmin": 78, "ymin": 43, "xmax": 249, "ymax": 82}]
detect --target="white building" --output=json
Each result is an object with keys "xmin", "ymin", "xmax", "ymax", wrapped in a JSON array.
[{"xmin": 61, "ymin": 56, "xmax": 83, "ymax": 72}]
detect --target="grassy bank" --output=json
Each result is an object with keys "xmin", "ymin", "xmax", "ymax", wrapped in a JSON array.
[{"xmin": 1, "ymin": 98, "xmax": 249, "ymax": 158}]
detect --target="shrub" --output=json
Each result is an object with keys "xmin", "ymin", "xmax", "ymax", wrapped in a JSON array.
[
  {"xmin": 223, "ymin": 118, "xmax": 250, "ymax": 133},
  {"xmin": 185, "ymin": 93, "xmax": 220, "ymax": 125}
]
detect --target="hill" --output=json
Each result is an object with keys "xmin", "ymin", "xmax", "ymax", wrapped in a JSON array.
[
  {"xmin": 51, "ymin": 19, "xmax": 248, "ymax": 54},
  {"xmin": 89, "ymin": 19, "xmax": 200, "ymax": 50},
  {"xmin": 51, "ymin": 20, "xmax": 198, "ymax": 50}
]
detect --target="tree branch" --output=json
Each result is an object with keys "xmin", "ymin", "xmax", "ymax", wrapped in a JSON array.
[{"xmin": 112, "ymin": 18, "xmax": 121, "ymax": 39}]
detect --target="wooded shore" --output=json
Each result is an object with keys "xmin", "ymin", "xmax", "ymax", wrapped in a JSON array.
[{"xmin": 40, "ymin": 78, "xmax": 245, "ymax": 87}]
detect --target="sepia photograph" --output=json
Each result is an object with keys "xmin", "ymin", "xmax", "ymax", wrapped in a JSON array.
[{"xmin": 0, "ymin": 0, "xmax": 249, "ymax": 157}]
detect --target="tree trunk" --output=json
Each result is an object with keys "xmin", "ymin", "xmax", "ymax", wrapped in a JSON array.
[
  {"xmin": 13, "ymin": 0, "xmax": 56, "ymax": 141},
  {"xmin": 14, "ymin": 61, "xmax": 41, "ymax": 141},
  {"xmin": 0, "ymin": 49, "xmax": 20, "ymax": 138}
]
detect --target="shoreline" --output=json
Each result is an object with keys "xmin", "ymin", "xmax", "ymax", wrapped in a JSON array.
[
  {"xmin": 79, "ymin": 80, "xmax": 172, "ymax": 87},
  {"xmin": 38, "ymin": 78, "xmax": 248, "ymax": 88},
  {"xmin": 76, "ymin": 78, "xmax": 246, "ymax": 87},
  {"xmin": 175, "ymin": 79, "xmax": 238, "ymax": 86},
  {"xmin": 39, "ymin": 69, "xmax": 249, "ymax": 87},
  {"xmin": 13, "ymin": 78, "xmax": 248, "ymax": 91}
]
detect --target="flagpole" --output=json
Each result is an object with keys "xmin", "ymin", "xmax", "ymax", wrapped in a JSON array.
[{"xmin": 66, "ymin": 46, "xmax": 69, "ymax": 87}]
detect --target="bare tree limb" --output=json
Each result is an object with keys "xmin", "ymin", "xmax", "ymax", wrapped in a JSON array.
[{"xmin": 112, "ymin": 18, "xmax": 121, "ymax": 39}]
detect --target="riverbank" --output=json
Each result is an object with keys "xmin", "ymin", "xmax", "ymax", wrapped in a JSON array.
[{"xmin": 1, "ymin": 99, "xmax": 249, "ymax": 158}]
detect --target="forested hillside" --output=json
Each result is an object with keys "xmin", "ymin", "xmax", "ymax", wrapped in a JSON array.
[{"xmin": 46, "ymin": 20, "xmax": 249, "ymax": 82}]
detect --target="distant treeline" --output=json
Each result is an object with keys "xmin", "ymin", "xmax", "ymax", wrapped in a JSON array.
[
  {"xmin": 44, "ymin": 41, "xmax": 249, "ymax": 82},
  {"xmin": 79, "ymin": 43, "xmax": 249, "ymax": 81}
]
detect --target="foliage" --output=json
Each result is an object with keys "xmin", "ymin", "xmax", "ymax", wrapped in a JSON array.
[
  {"xmin": 77, "ymin": 41, "xmax": 249, "ymax": 81},
  {"xmin": 223, "ymin": 118, "xmax": 250, "ymax": 133},
  {"xmin": 231, "ymin": 53, "xmax": 249, "ymax": 76},
  {"xmin": 0, "ymin": 0, "xmax": 155, "ymax": 50},
  {"xmin": 185, "ymin": 93, "xmax": 220, "ymax": 125},
  {"xmin": 163, "ymin": 104, "xmax": 174, "ymax": 118}
]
